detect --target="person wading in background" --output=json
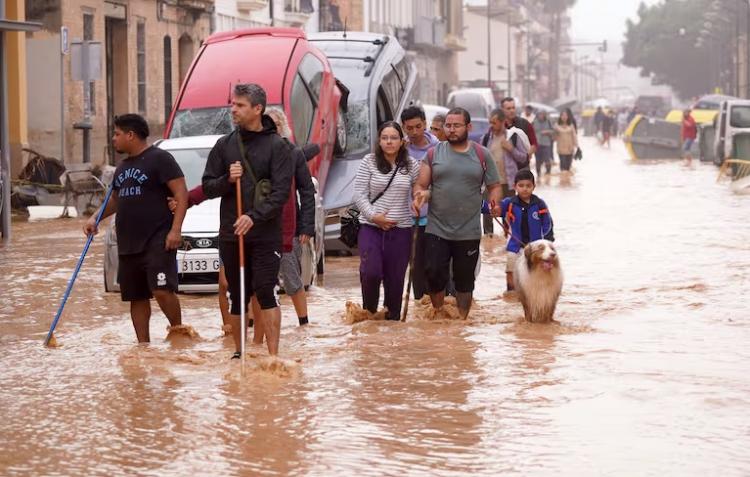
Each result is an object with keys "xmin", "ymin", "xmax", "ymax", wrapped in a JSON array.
[
  {"xmin": 481, "ymin": 108, "xmax": 528, "ymax": 235},
  {"xmin": 401, "ymin": 105, "xmax": 439, "ymax": 300},
  {"xmin": 430, "ymin": 114, "xmax": 448, "ymax": 141},
  {"xmin": 501, "ymin": 97, "xmax": 538, "ymax": 164},
  {"xmin": 555, "ymin": 109, "xmax": 579, "ymax": 174},
  {"xmin": 532, "ymin": 110, "xmax": 555, "ymax": 177},
  {"xmin": 681, "ymin": 108, "xmax": 697, "ymax": 166}
]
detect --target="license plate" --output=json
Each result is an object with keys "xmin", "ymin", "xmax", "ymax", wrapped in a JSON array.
[{"xmin": 179, "ymin": 256, "xmax": 220, "ymax": 273}]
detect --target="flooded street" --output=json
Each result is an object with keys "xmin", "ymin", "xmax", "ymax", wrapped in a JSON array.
[{"xmin": 1, "ymin": 137, "xmax": 749, "ymax": 476}]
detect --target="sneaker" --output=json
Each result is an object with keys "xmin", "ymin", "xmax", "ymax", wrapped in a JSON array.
[
  {"xmin": 231, "ymin": 351, "xmax": 241, "ymax": 360},
  {"xmin": 298, "ymin": 317, "xmax": 309, "ymax": 326}
]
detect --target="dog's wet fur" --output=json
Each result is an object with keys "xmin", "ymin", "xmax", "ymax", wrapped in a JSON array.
[{"xmin": 514, "ymin": 240, "xmax": 563, "ymax": 323}]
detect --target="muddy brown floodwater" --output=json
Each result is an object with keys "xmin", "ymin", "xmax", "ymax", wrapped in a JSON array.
[{"xmin": 1, "ymin": 138, "xmax": 749, "ymax": 476}]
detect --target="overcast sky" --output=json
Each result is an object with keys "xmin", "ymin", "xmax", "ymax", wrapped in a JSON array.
[{"xmin": 569, "ymin": 0, "xmax": 661, "ymax": 43}]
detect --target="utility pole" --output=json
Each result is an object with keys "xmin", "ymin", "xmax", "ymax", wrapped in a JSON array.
[
  {"xmin": 487, "ymin": 0, "xmax": 491, "ymax": 89},
  {"xmin": 507, "ymin": 17, "xmax": 512, "ymax": 97}
]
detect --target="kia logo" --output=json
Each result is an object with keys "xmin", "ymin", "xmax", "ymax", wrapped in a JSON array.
[{"xmin": 195, "ymin": 238, "xmax": 212, "ymax": 248}]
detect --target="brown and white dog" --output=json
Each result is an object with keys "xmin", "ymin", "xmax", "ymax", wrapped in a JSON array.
[{"xmin": 514, "ymin": 240, "xmax": 563, "ymax": 323}]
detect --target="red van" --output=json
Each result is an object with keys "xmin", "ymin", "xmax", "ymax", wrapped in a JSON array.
[{"xmin": 164, "ymin": 27, "xmax": 345, "ymax": 193}]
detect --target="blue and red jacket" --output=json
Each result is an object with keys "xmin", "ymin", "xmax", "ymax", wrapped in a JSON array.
[{"xmin": 500, "ymin": 194, "xmax": 554, "ymax": 253}]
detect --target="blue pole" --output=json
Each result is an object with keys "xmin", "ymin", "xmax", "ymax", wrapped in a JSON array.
[{"xmin": 44, "ymin": 186, "xmax": 114, "ymax": 346}]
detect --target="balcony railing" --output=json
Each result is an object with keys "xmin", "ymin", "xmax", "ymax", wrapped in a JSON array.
[
  {"xmin": 283, "ymin": 0, "xmax": 314, "ymax": 25},
  {"xmin": 236, "ymin": 0, "xmax": 268, "ymax": 12}
]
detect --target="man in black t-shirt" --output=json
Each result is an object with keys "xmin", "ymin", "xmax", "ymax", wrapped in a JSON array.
[{"xmin": 84, "ymin": 114, "xmax": 189, "ymax": 342}]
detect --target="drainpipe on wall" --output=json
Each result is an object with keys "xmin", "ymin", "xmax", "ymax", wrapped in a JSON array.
[{"xmin": 363, "ymin": 0, "xmax": 370, "ymax": 32}]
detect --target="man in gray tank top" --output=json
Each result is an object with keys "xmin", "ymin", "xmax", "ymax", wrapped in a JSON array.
[{"xmin": 412, "ymin": 107, "xmax": 502, "ymax": 318}]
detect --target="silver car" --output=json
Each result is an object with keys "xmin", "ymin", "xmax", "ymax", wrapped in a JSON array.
[{"xmin": 104, "ymin": 135, "xmax": 325, "ymax": 293}]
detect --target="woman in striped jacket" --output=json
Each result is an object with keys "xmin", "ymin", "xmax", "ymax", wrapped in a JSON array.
[{"xmin": 354, "ymin": 121, "xmax": 420, "ymax": 320}]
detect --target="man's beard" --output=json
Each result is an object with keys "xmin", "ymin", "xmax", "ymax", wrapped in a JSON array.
[{"xmin": 447, "ymin": 130, "xmax": 468, "ymax": 144}]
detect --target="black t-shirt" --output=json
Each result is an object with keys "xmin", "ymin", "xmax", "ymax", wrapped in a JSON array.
[{"xmin": 113, "ymin": 146, "xmax": 184, "ymax": 255}]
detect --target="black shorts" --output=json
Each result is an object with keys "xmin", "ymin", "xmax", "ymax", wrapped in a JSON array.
[
  {"xmin": 219, "ymin": 235, "xmax": 282, "ymax": 314},
  {"xmin": 118, "ymin": 246, "xmax": 178, "ymax": 302},
  {"xmin": 424, "ymin": 233, "xmax": 480, "ymax": 293}
]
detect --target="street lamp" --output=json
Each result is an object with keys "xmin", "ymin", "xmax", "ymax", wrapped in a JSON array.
[{"xmin": 482, "ymin": 4, "xmax": 514, "ymax": 97}]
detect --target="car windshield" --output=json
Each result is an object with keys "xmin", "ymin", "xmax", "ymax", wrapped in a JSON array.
[
  {"xmin": 694, "ymin": 100, "xmax": 719, "ymax": 110},
  {"xmin": 328, "ymin": 59, "xmax": 371, "ymax": 154},
  {"xmin": 170, "ymin": 148, "xmax": 211, "ymax": 189},
  {"xmin": 730, "ymin": 106, "xmax": 750, "ymax": 128},
  {"xmin": 313, "ymin": 39, "xmax": 381, "ymax": 154},
  {"xmin": 169, "ymin": 104, "xmax": 282, "ymax": 138}
]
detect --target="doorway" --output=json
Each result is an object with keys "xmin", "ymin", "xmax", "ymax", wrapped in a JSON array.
[{"xmin": 105, "ymin": 17, "xmax": 128, "ymax": 164}]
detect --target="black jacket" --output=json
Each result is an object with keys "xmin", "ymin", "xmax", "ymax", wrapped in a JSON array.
[
  {"xmin": 292, "ymin": 146, "xmax": 316, "ymax": 237},
  {"xmin": 202, "ymin": 115, "xmax": 293, "ymax": 241}
]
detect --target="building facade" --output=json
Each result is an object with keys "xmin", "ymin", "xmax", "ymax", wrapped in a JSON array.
[
  {"xmin": 26, "ymin": 0, "xmax": 213, "ymax": 167},
  {"xmin": 364, "ymin": 0, "xmax": 465, "ymax": 105},
  {"xmin": 458, "ymin": 0, "xmax": 575, "ymax": 104}
]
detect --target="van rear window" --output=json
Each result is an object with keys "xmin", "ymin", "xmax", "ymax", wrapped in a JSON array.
[{"xmin": 730, "ymin": 106, "xmax": 750, "ymax": 128}]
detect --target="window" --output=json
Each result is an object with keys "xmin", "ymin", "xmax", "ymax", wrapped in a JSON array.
[
  {"xmin": 290, "ymin": 74, "xmax": 315, "ymax": 145},
  {"xmin": 394, "ymin": 58, "xmax": 410, "ymax": 87},
  {"xmin": 381, "ymin": 66, "xmax": 403, "ymax": 116},
  {"xmin": 137, "ymin": 22, "xmax": 146, "ymax": 114},
  {"xmin": 83, "ymin": 13, "xmax": 95, "ymax": 114},
  {"xmin": 730, "ymin": 105, "xmax": 750, "ymax": 128},
  {"xmin": 298, "ymin": 54, "xmax": 325, "ymax": 101},
  {"xmin": 171, "ymin": 148, "xmax": 212, "ymax": 189},
  {"xmin": 163, "ymin": 36, "xmax": 172, "ymax": 123},
  {"xmin": 376, "ymin": 87, "xmax": 392, "ymax": 127}
]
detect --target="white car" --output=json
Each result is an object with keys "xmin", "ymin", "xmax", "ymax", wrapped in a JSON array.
[
  {"xmin": 422, "ymin": 104, "xmax": 449, "ymax": 127},
  {"xmin": 103, "ymin": 135, "xmax": 325, "ymax": 293}
]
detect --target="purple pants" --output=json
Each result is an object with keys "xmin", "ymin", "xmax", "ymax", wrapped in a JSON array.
[{"xmin": 358, "ymin": 224, "xmax": 413, "ymax": 320}]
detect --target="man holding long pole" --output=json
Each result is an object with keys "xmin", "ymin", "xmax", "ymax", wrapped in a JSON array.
[
  {"xmin": 83, "ymin": 114, "xmax": 188, "ymax": 342},
  {"xmin": 202, "ymin": 84, "xmax": 293, "ymax": 359}
]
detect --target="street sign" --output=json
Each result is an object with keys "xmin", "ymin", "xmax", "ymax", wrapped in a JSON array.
[
  {"xmin": 70, "ymin": 40, "xmax": 102, "ymax": 81},
  {"xmin": 60, "ymin": 26, "xmax": 69, "ymax": 55}
]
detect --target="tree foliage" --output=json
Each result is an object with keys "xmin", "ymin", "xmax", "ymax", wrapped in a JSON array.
[{"xmin": 622, "ymin": 0, "xmax": 717, "ymax": 99}]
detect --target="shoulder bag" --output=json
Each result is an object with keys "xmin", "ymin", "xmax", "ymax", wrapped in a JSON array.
[
  {"xmin": 339, "ymin": 163, "xmax": 400, "ymax": 248},
  {"xmin": 236, "ymin": 131, "xmax": 272, "ymax": 210}
]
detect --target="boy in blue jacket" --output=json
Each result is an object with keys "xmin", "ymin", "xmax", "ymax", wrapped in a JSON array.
[{"xmin": 499, "ymin": 169, "xmax": 554, "ymax": 291}]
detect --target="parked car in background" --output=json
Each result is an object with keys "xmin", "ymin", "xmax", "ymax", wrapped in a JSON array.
[
  {"xmin": 163, "ymin": 27, "xmax": 345, "ymax": 269},
  {"xmin": 422, "ymin": 104, "xmax": 449, "ymax": 127},
  {"xmin": 713, "ymin": 99, "xmax": 750, "ymax": 166},
  {"xmin": 525, "ymin": 101, "xmax": 560, "ymax": 124},
  {"xmin": 446, "ymin": 88, "xmax": 495, "ymax": 142},
  {"xmin": 634, "ymin": 94, "xmax": 672, "ymax": 117},
  {"xmin": 104, "ymin": 136, "xmax": 325, "ymax": 293},
  {"xmin": 309, "ymin": 31, "xmax": 418, "ymax": 252}
]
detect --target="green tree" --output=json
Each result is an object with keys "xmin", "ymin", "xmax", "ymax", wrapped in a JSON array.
[{"xmin": 622, "ymin": 0, "xmax": 720, "ymax": 99}]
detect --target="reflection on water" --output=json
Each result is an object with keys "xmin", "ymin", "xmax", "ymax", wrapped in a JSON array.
[{"xmin": 2, "ymin": 138, "xmax": 750, "ymax": 476}]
